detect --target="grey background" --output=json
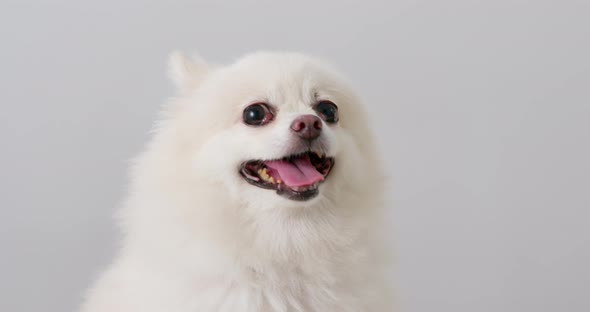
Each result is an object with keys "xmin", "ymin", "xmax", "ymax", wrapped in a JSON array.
[{"xmin": 1, "ymin": 0, "xmax": 589, "ymax": 311}]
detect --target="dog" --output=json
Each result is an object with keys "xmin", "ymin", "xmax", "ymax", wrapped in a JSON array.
[{"xmin": 80, "ymin": 51, "xmax": 392, "ymax": 311}]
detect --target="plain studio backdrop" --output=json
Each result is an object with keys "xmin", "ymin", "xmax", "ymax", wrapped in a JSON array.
[{"xmin": 1, "ymin": 0, "xmax": 589, "ymax": 311}]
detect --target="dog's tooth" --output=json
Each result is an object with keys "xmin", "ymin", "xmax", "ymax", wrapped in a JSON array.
[
  {"xmin": 255, "ymin": 167, "xmax": 278, "ymax": 184},
  {"xmin": 257, "ymin": 169, "xmax": 267, "ymax": 180},
  {"xmin": 277, "ymin": 179, "xmax": 282, "ymax": 184},
  {"xmin": 259, "ymin": 168, "xmax": 276, "ymax": 184}
]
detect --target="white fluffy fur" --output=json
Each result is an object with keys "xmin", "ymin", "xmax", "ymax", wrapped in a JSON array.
[{"xmin": 81, "ymin": 51, "xmax": 392, "ymax": 312}]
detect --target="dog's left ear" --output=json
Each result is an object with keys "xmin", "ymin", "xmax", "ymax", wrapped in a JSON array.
[{"xmin": 168, "ymin": 51, "xmax": 210, "ymax": 94}]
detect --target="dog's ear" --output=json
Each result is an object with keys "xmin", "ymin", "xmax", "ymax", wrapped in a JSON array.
[{"xmin": 168, "ymin": 51, "xmax": 210, "ymax": 94}]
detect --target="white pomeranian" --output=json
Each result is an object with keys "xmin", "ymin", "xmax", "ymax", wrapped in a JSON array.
[{"xmin": 81, "ymin": 51, "xmax": 392, "ymax": 312}]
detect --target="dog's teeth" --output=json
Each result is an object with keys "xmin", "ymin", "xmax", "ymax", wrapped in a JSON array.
[{"xmin": 257, "ymin": 168, "xmax": 276, "ymax": 183}]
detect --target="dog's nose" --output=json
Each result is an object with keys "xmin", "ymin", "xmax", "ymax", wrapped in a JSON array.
[{"xmin": 290, "ymin": 115, "xmax": 323, "ymax": 141}]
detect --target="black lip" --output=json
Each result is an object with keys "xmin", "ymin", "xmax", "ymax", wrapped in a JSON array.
[
  {"xmin": 277, "ymin": 187, "xmax": 319, "ymax": 201},
  {"xmin": 238, "ymin": 151, "xmax": 334, "ymax": 201}
]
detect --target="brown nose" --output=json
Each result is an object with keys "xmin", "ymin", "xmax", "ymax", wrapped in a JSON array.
[{"xmin": 290, "ymin": 114, "xmax": 323, "ymax": 141}]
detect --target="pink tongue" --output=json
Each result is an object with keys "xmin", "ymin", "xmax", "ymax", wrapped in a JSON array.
[{"xmin": 265, "ymin": 156, "xmax": 324, "ymax": 187}]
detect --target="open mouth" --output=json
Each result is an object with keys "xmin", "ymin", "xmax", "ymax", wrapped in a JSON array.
[{"xmin": 239, "ymin": 151, "xmax": 335, "ymax": 201}]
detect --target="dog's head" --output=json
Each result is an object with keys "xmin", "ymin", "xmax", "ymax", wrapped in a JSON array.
[{"xmin": 164, "ymin": 51, "xmax": 379, "ymax": 212}]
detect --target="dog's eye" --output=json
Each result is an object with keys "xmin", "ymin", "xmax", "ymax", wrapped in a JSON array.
[
  {"xmin": 314, "ymin": 101, "xmax": 339, "ymax": 123},
  {"xmin": 243, "ymin": 103, "xmax": 273, "ymax": 126}
]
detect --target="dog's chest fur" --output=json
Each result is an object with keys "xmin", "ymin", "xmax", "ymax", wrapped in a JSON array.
[
  {"xmin": 84, "ymin": 247, "xmax": 385, "ymax": 312},
  {"xmin": 183, "ymin": 264, "xmax": 375, "ymax": 311}
]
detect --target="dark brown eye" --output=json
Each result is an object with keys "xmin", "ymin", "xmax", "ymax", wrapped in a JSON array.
[
  {"xmin": 314, "ymin": 100, "xmax": 338, "ymax": 123},
  {"xmin": 243, "ymin": 103, "xmax": 273, "ymax": 126}
]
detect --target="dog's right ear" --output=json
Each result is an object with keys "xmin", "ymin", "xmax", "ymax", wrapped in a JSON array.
[{"xmin": 168, "ymin": 51, "xmax": 210, "ymax": 94}]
